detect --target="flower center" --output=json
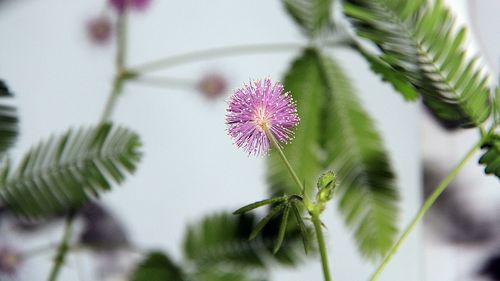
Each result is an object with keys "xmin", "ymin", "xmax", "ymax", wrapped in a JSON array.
[{"xmin": 254, "ymin": 106, "xmax": 270, "ymax": 131}]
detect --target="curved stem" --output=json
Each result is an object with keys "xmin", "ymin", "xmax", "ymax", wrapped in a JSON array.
[
  {"xmin": 312, "ymin": 210, "xmax": 332, "ymax": 281},
  {"xmin": 47, "ymin": 211, "xmax": 76, "ymax": 281},
  {"xmin": 264, "ymin": 127, "xmax": 305, "ymax": 194},
  {"xmin": 369, "ymin": 140, "xmax": 483, "ymax": 281},
  {"xmin": 130, "ymin": 43, "xmax": 303, "ymax": 74}
]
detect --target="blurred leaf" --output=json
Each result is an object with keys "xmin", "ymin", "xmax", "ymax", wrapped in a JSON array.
[
  {"xmin": 0, "ymin": 123, "xmax": 142, "ymax": 219},
  {"xmin": 479, "ymin": 135, "xmax": 500, "ymax": 179},
  {"xmin": 193, "ymin": 268, "xmax": 266, "ymax": 281},
  {"xmin": 282, "ymin": 0, "xmax": 333, "ymax": 37},
  {"xmin": 250, "ymin": 204, "xmax": 285, "ymax": 240},
  {"xmin": 183, "ymin": 212, "xmax": 306, "ymax": 270},
  {"xmin": 0, "ymin": 80, "xmax": 13, "ymax": 97},
  {"xmin": 344, "ymin": 0, "xmax": 492, "ymax": 128},
  {"xmin": 0, "ymin": 80, "xmax": 18, "ymax": 157},
  {"xmin": 494, "ymin": 87, "xmax": 499, "ymax": 125},
  {"xmin": 131, "ymin": 251, "xmax": 184, "ymax": 281},
  {"xmin": 267, "ymin": 49, "xmax": 324, "ymax": 197},
  {"xmin": 268, "ymin": 49, "xmax": 399, "ymax": 259},
  {"xmin": 355, "ymin": 45, "xmax": 419, "ymax": 101},
  {"xmin": 79, "ymin": 202, "xmax": 130, "ymax": 250},
  {"xmin": 184, "ymin": 212, "xmax": 264, "ymax": 268},
  {"xmin": 318, "ymin": 52, "xmax": 399, "ymax": 259}
]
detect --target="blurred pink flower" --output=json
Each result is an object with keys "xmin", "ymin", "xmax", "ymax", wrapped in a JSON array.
[
  {"xmin": 226, "ymin": 78, "xmax": 299, "ymax": 156},
  {"xmin": 0, "ymin": 246, "xmax": 21, "ymax": 276},
  {"xmin": 109, "ymin": 0, "xmax": 152, "ymax": 13},
  {"xmin": 87, "ymin": 15, "xmax": 113, "ymax": 45},
  {"xmin": 197, "ymin": 73, "xmax": 228, "ymax": 99}
]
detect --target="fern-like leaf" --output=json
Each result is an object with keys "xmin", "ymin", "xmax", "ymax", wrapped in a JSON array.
[
  {"xmin": 0, "ymin": 123, "xmax": 142, "ymax": 219},
  {"xmin": 267, "ymin": 49, "xmax": 324, "ymax": 197},
  {"xmin": 317, "ymin": 51, "xmax": 399, "ymax": 259},
  {"xmin": 344, "ymin": 0, "xmax": 492, "ymax": 128},
  {"xmin": 479, "ymin": 135, "xmax": 500, "ymax": 179},
  {"xmin": 131, "ymin": 251, "xmax": 185, "ymax": 281},
  {"xmin": 268, "ymin": 49, "xmax": 399, "ymax": 259},
  {"xmin": 0, "ymin": 80, "xmax": 18, "ymax": 157},
  {"xmin": 183, "ymin": 212, "xmax": 305, "ymax": 270},
  {"xmin": 282, "ymin": 0, "xmax": 333, "ymax": 37}
]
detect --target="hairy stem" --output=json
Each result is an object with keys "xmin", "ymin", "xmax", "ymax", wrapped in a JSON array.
[
  {"xmin": 369, "ymin": 140, "xmax": 483, "ymax": 280},
  {"xmin": 47, "ymin": 211, "xmax": 76, "ymax": 281},
  {"xmin": 311, "ymin": 210, "xmax": 332, "ymax": 281}
]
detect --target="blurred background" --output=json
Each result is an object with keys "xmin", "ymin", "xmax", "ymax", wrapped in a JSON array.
[{"xmin": 0, "ymin": 0, "xmax": 497, "ymax": 280}]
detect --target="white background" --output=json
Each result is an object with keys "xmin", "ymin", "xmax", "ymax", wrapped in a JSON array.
[{"xmin": 0, "ymin": 0, "xmax": 495, "ymax": 280}]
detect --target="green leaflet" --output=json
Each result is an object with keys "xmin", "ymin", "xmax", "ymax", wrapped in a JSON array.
[
  {"xmin": 282, "ymin": 0, "xmax": 333, "ymax": 38},
  {"xmin": 479, "ymin": 135, "xmax": 500, "ymax": 179},
  {"xmin": 344, "ymin": 0, "xmax": 492, "ymax": 128},
  {"xmin": 130, "ymin": 252, "xmax": 185, "ymax": 281},
  {"xmin": 0, "ymin": 123, "xmax": 142, "ymax": 219},
  {"xmin": 0, "ymin": 80, "xmax": 18, "ymax": 158},
  {"xmin": 355, "ymin": 45, "xmax": 419, "ymax": 101},
  {"xmin": 267, "ymin": 49, "xmax": 399, "ymax": 259}
]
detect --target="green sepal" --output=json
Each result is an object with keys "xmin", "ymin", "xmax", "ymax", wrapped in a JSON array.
[
  {"xmin": 233, "ymin": 196, "xmax": 287, "ymax": 215},
  {"xmin": 249, "ymin": 204, "xmax": 286, "ymax": 241},
  {"xmin": 273, "ymin": 204, "xmax": 291, "ymax": 254}
]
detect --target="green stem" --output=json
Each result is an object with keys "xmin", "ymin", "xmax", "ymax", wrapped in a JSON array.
[
  {"xmin": 130, "ymin": 43, "xmax": 301, "ymax": 74},
  {"xmin": 311, "ymin": 210, "xmax": 332, "ymax": 281},
  {"xmin": 369, "ymin": 140, "xmax": 483, "ymax": 281},
  {"xmin": 263, "ymin": 127, "xmax": 306, "ymax": 195},
  {"xmin": 99, "ymin": 77, "xmax": 123, "ymax": 123},
  {"xmin": 264, "ymin": 127, "xmax": 331, "ymax": 280},
  {"xmin": 99, "ymin": 11, "xmax": 128, "ymax": 123},
  {"xmin": 129, "ymin": 40, "xmax": 351, "ymax": 74},
  {"xmin": 47, "ymin": 211, "xmax": 76, "ymax": 281},
  {"xmin": 128, "ymin": 76, "xmax": 196, "ymax": 89}
]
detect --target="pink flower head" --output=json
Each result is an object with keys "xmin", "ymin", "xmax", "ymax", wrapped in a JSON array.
[
  {"xmin": 226, "ymin": 78, "xmax": 299, "ymax": 156},
  {"xmin": 109, "ymin": 0, "xmax": 152, "ymax": 13},
  {"xmin": 87, "ymin": 15, "xmax": 113, "ymax": 45}
]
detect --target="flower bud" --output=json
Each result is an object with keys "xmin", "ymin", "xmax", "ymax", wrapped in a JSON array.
[{"xmin": 316, "ymin": 171, "xmax": 336, "ymax": 204}]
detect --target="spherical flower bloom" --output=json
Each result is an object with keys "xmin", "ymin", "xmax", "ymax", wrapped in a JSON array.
[
  {"xmin": 87, "ymin": 15, "xmax": 113, "ymax": 45},
  {"xmin": 197, "ymin": 73, "xmax": 228, "ymax": 100},
  {"xmin": 109, "ymin": 0, "xmax": 152, "ymax": 13},
  {"xmin": 226, "ymin": 78, "xmax": 299, "ymax": 156}
]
